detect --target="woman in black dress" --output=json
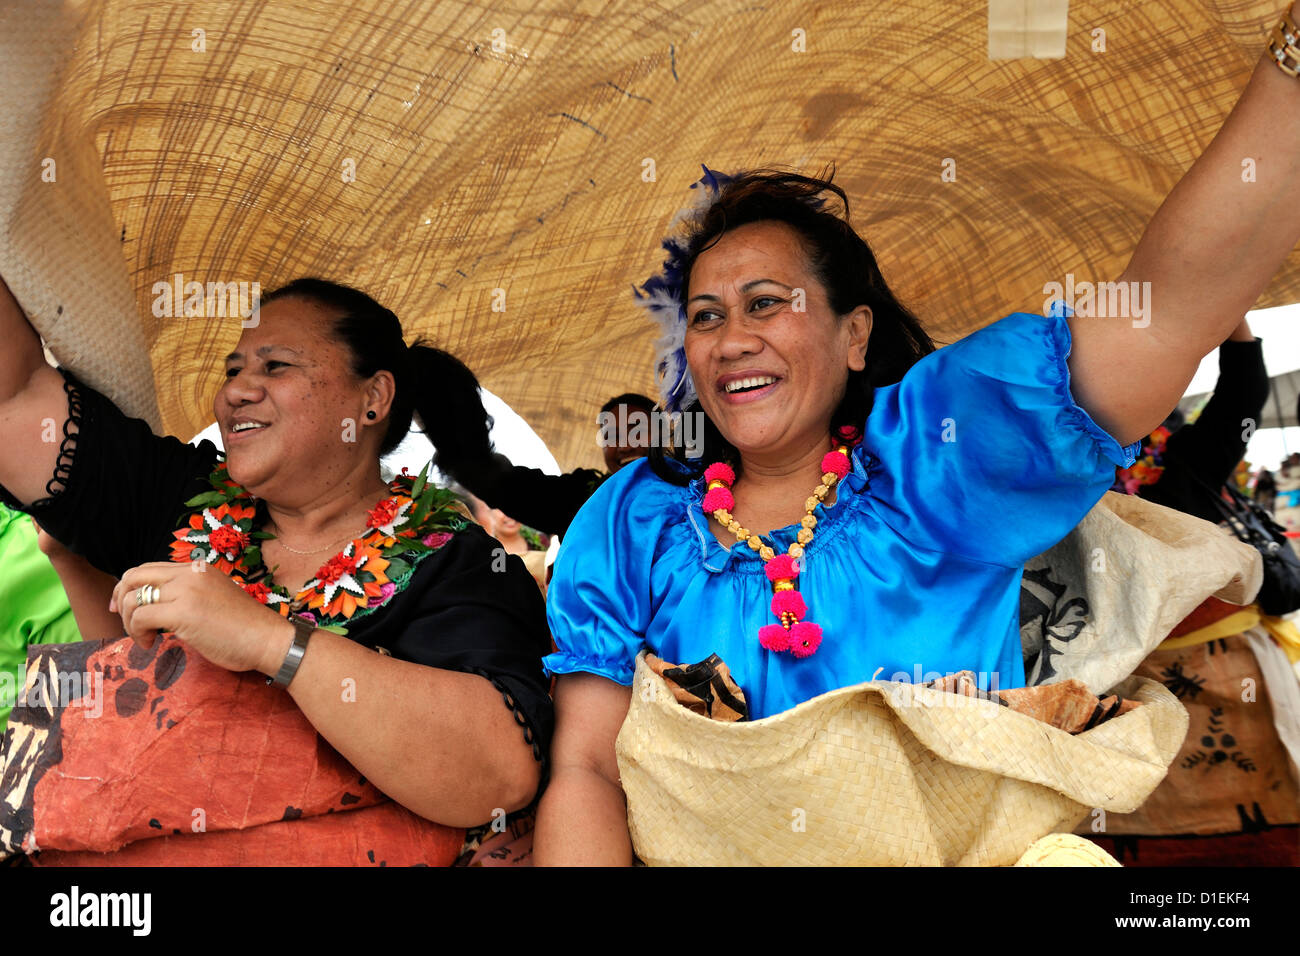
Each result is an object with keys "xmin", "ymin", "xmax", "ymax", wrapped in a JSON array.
[{"xmin": 0, "ymin": 276, "xmax": 552, "ymax": 828}]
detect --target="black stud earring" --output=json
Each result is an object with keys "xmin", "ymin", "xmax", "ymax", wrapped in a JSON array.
[{"xmin": 366, "ymin": 410, "xmax": 377, "ymax": 420}]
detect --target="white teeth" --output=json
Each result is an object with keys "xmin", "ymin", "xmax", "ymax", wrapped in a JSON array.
[
  {"xmin": 724, "ymin": 376, "xmax": 778, "ymax": 394},
  {"xmin": 232, "ymin": 422, "xmax": 267, "ymax": 432}
]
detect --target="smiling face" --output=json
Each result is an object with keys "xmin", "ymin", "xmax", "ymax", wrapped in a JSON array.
[
  {"xmin": 493, "ymin": 511, "xmax": 521, "ymax": 535},
  {"xmin": 684, "ymin": 219, "xmax": 871, "ymax": 466},
  {"xmin": 215, "ymin": 296, "xmax": 384, "ymax": 495},
  {"xmin": 599, "ymin": 403, "xmax": 655, "ymax": 472}
]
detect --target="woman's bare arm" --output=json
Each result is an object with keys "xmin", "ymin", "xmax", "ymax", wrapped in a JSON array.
[
  {"xmin": 283, "ymin": 628, "xmax": 542, "ymax": 827},
  {"xmin": 1068, "ymin": 10, "xmax": 1300, "ymax": 446},
  {"xmin": 0, "ymin": 275, "xmax": 73, "ymax": 505},
  {"xmin": 534, "ymin": 673, "xmax": 635, "ymax": 866}
]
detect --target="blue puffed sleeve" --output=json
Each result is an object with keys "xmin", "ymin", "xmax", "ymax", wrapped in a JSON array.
[
  {"xmin": 544, "ymin": 460, "xmax": 664, "ymax": 685},
  {"xmin": 861, "ymin": 309, "xmax": 1141, "ymax": 567}
]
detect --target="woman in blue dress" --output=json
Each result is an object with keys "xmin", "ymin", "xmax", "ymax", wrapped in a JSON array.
[{"xmin": 536, "ymin": 9, "xmax": 1300, "ymax": 864}]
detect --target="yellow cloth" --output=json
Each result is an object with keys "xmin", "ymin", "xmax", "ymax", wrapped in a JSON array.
[{"xmin": 1159, "ymin": 604, "xmax": 1300, "ymax": 665}]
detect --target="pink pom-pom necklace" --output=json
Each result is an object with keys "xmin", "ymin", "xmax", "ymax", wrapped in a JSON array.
[{"xmin": 702, "ymin": 428, "xmax": 857, "ymax": 658}]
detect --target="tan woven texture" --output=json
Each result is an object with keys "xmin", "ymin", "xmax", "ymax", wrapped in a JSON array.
[
  {"xmin": 1014, "ymin": 832, "xmax": 1121, "ymax": 866},
  {"xmin": 617, "ymin": 654, "xmax": 1188, "ymax": 866},
  {"xmin": 1, "ymin": 1, "xmax": 1298, "ymax": 463},
  {"xmin": 1023, "ymin": 491, "xmax": 1262, "ymax": 692}
]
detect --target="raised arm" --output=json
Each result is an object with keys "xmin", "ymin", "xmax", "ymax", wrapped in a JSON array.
[
  {"xmin": 1068, "ymin": 7, "xmax": 1300, "ymax": 447},
  {"xmin": 0, "ymin": 275, "xmax": 73, "ymax": 505},
  {"xmin": 1138, "ymin": 318, "xmax": 1270, "ymax": 522},
  {"xmin": 1163, "ymin": 318, "xmax": 1270, "ymax": 484},
  {"xmin": 448, "ymin": 452, "xmax": 606, "ymax": 538}
]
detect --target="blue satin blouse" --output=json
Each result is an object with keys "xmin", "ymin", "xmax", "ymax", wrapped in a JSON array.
[{"xmin": 544, "ymin": 310, "xmax": 1141, "ymax": 720}]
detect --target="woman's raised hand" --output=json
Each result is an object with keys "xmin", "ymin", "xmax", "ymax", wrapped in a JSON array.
[
  {"xmin": 109, "ymin": 561, "xmax": 291, "ymax": 677},
  {"xmin": 1068, "ymin": 3, "xmax": 1300, "ymax": 447}
]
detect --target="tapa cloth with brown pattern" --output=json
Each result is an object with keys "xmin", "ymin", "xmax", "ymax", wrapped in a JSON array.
[
  {"xmin": 0, "ymin": 635, "xmax": 464, "ymax": 865},
  {"xmin": 647, "ymin": 652, "xmax": 1139, "ymax": 734}
]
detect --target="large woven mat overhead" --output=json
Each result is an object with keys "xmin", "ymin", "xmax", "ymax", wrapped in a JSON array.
[{"xmin": 2, "ymin": 0, "xmax": 1298, "ymax": 470}]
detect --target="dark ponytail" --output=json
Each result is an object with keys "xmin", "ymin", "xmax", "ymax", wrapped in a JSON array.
[
  {"xmin": 402, "ymin": 341, "xmax": 495, "ymax": 473},
  {"xmin": 259, "ymin": 278, "xmax": 494, "ymax": 469}
]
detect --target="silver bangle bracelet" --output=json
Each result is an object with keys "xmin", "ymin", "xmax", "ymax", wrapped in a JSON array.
[{"xmin": 268, "ymin": 617, "xmax": 314, "ymax": 688}]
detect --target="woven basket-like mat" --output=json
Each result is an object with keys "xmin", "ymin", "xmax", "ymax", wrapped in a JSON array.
[
  {"xmin": 2, "ymin": 1, "xmax": 1298, "ymax": 464},
  {"xmin": 616, "ymin": 653, "xmax": 1188, "ymax": 866},
  {"xmin": 1023, "ymin": 491, "xmax": 1262, "ymax": 692},
  {"xmin": 1014, "ymin": 832, "xmax": 1120, "ymax": 866}
]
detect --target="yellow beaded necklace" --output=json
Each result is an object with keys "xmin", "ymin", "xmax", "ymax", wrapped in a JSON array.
[{"xmin": 700, "ymin": 443, "xmax": 852, "ymax": 657}]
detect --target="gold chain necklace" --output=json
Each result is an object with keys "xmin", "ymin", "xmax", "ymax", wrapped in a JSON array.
[
  {"xmin": 265, "ymin": 512, "xmax": 371, "ymax": 556},
  {"xmin": 265, "ymin": 529, "xmax": 358, "ymax": 556},
  {"xmin": 264, "ymin": 484, "xmax": 393, "ymax": 556}
]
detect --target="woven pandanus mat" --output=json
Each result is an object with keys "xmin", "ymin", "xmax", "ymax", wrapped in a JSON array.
[
  {"xmin": 1, "ymin": 1, "xmax": 1298, "ymax": 466},
  {"xmin": 616, "ymin": 652, "xmax": 1188, "ymax": 866}
]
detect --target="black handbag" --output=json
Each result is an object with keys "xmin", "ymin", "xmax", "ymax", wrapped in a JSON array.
[{"xmin": 1206, "ymin": 482, "xmax": 1300, "ymax": 617}]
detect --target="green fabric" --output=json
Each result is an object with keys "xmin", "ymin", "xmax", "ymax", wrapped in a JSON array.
[{"xmin": 0, "ymin": 503, "xmax": 84, "ymax": 729}]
